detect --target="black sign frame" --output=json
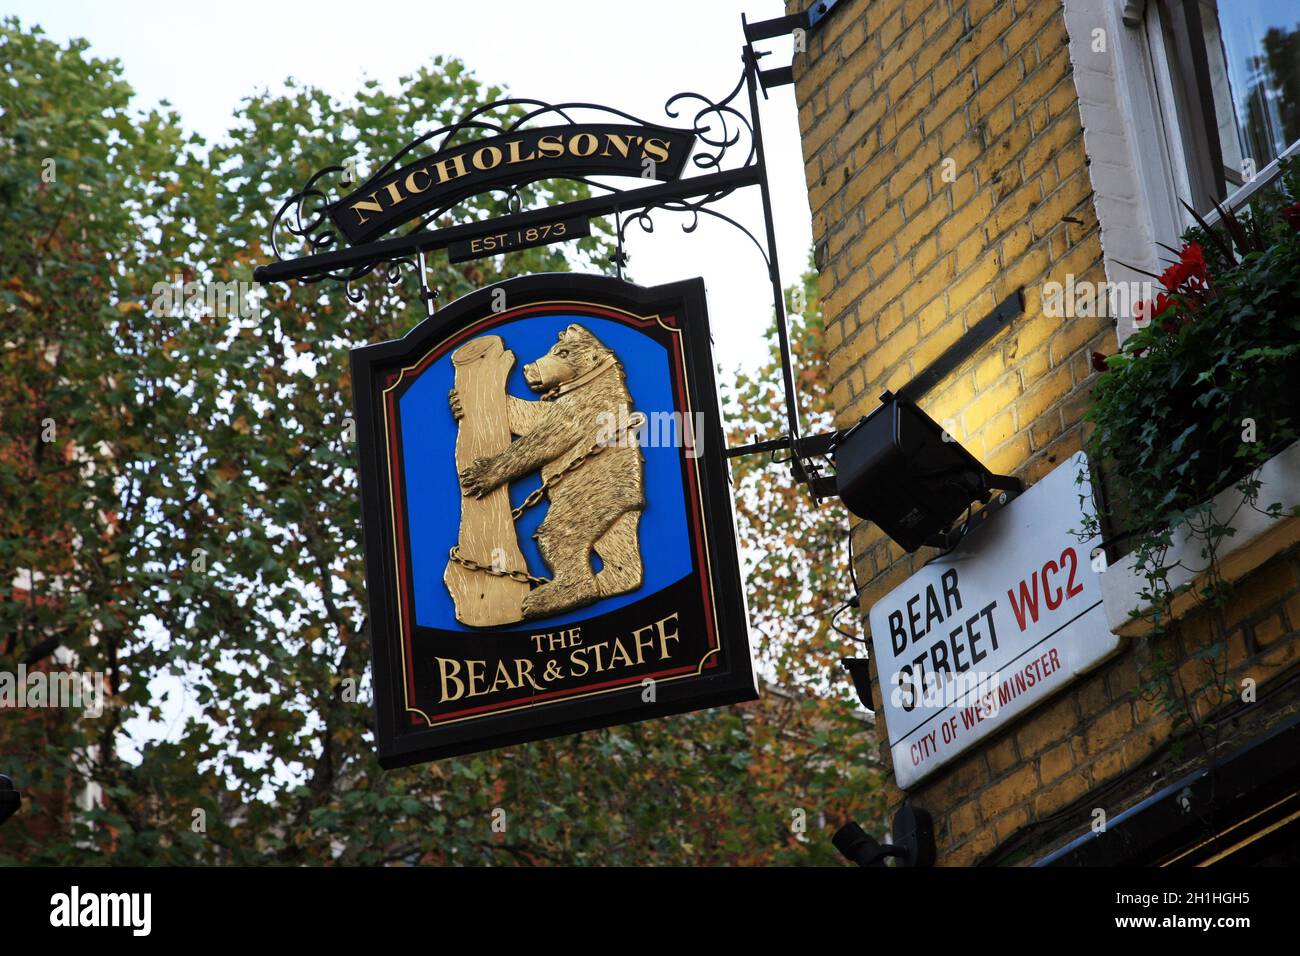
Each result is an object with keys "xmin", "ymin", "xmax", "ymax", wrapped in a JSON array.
[
  {"xmin": 446, "ymin": 214, "xmax": 591, "ymax": 263},
  {"xmin": 352, "ymin": 273, "xmax": 757, "ymax": 767}
]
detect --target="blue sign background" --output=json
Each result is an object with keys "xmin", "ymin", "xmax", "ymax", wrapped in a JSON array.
[{"xmin": 399, "ymin": 313, "xmax": 693, "ymax": 632}]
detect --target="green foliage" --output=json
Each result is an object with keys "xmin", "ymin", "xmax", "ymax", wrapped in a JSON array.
[
  {"xmin": 1083, "ymin": 159, "xmax": 1300, "ymax": 736},
  {"xmin": 0, "ymin": 18, "xmax": 880, "ymax": 865},
  {"xmin": 1087, "ymin": 168, "xmax": 1300, "ymax": 523},
  {"xmin": 725, "ymin": 263, "xmax": 860, "ymax": 687},
  {"xmin": 721, "ymin": 258, "xmax": 884, "ymax": 822}
]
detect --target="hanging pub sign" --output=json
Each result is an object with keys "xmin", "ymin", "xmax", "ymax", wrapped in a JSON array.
[
  {"xmin": 251, "ymin": 30, "xmax": 811, "ymax": 769},
  {"xmin": 867, "ymin": 452, "xmax": 1122, "ymax": 789},
  {"xmin": 351, "ymin": 273, "xmax": 757, "ymax": 766}
]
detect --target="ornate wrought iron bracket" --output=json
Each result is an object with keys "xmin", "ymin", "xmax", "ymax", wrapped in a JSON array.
[{"xmin": 252, "ymin": 15, "xmax": 830, "ymax": 489}]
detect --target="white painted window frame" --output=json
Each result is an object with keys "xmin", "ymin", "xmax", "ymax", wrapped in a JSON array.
[
  {"xmin": 1125, "ymin": 2, "xmax": 1300, "ymax": 231},
  {"xmin": 1062, "ymin": 0, "xmax": 1188, "ymax": 341},
  {"xmin": 1065, "ymin": 0, "xmax": 1300, "ymax": 342},
  {"xmin": 1134, "ymin": 0, "xmax": 1196, "ymax": 239}
]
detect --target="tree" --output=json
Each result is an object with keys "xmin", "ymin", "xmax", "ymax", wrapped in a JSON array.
[
  {"xmin": 723, "ymin": 260, "xmax": 885, "ymax": 811},
  {"xmin": 0, "ymin": 17, "xmax": 881, "ymax": 865},
  {"xmin": 1262, "ymin": 23, "xmax": 1300, "ymax": 148}
]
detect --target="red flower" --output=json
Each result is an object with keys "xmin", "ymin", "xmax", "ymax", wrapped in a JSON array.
[
  {"xmin": 1134, "ymin": 292, "xmax": 1177, "ymax": 328},
  {"xmin": 1159, "ymin": 242, "xmax": 1209, "ymax": 293},
  {"xmin": 1282, "ymin": 202, "xmax": 1300, "ymax": 231},
  {"xmin": 1091, "ymin": 351, "xmax": 1109, "ymax": 373}
]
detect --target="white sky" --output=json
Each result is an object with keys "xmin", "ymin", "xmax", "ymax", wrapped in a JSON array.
[{"xmin": 7, "ymin": 0, "xmax": 814, "ymax": 375}]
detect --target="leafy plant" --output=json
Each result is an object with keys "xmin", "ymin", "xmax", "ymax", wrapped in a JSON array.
[{"xmin": 1082, "ymin": 158, "xmax": 1300, "ymax": 739}]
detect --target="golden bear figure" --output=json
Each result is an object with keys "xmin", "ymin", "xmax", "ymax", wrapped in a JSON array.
[{"xmin": 452, "ymin": 324, "xmax": 646, "ymax": 621}]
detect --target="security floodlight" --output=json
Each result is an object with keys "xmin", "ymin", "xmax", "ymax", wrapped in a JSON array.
[
  {"xmin": 831, "ymin": 391, "xmax": 1021, "ymax": 552},
  {"xmin": 0, "ymin": 775, "xmax": 20, "ymax": 827},
  {"xmin": 834, "ymin": 803, "xmax": 936, "ymax": 868}
]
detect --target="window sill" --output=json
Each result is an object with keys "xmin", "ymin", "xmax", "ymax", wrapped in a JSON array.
[{"xmin": 1101, "ymin": 441, "xmax": 1300, "ymax": 637}]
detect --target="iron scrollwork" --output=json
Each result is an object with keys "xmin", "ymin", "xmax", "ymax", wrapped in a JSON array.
[
  {"xmin": 614, "ymin": 71, "xmax": 768, "ymax": 270},
  {"xmin": 263, "ymin": 66, "xmax": 764, "ymax": 303}
]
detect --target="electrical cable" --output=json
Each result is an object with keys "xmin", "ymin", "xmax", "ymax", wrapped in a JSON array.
[
  {"xmin": 831, "ymin": 598, "xmax": 867, "ymax": 644},
  {"xmin": 831, "ymin": 516, "xmax": 868, "ymax": 644}
]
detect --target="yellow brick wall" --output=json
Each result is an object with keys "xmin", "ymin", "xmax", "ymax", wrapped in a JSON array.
[
  {"xmin": 795, "ymin": 0, "xmax": 1112, "ymax": 611},
  {"xmin": 790, "ymin": 0, "xmax": 1300, "ymax": 865}
]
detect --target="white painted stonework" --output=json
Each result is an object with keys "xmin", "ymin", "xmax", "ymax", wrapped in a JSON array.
[
  {"xmin": 1101, "ymin": 442, "xmax": 1300, "ymax": 636},
  {"xmin": 1061, "ymin": 0, "xmax": 1188, "ymax": 340}
]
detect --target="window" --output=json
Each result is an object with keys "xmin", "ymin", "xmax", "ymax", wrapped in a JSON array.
[{"xmin": 1154, "ymin": 0, "xmax": 1300, "ymax": 212}]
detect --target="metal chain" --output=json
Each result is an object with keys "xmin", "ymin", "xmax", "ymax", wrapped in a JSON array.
[
  {"xmin": 448, "ymin": 412, "xmax": 647, "ymax": 588},
  {"xmin": 448, "ymin": 545, "xmax": 550, "ymax": 586}
]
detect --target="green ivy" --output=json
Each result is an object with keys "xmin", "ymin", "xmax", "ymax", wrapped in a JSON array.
[{"xmin": 1082, "ymin": 158, "xmax": 1300, "ymax": 738}]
